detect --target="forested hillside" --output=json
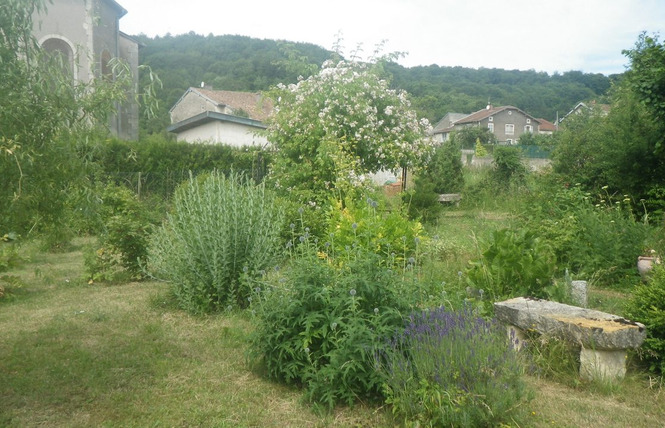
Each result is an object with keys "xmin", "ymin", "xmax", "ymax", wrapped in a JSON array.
[{"xmin": 136, "ymin": 32, "xmax": 616, "ymax": 135}]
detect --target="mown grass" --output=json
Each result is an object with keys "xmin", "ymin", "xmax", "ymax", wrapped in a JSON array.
[{"xmin": 1, "ymin": 232, "xmax": 664, "ymax": 427}]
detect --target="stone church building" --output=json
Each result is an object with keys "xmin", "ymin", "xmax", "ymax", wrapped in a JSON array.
[{"xmin": 32, "ymin": 0, "xmax": 140, "ymax": 140}]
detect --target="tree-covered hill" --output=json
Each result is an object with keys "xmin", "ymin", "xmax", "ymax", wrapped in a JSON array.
[{"xmin": 135, "ymin": 32, "xmax": 615, "ymax": 135}]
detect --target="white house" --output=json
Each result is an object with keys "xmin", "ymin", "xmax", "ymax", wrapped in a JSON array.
[{"xmin": 167, "ymin": 87, "xmax": 272, "ymax": 147}]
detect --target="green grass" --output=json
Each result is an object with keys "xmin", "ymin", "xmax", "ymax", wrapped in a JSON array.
[
  {"xmin": 0, "ymin": 239, "xmax": 388, "ymax": 427},
  {"xmin": 1, "ymin": 230, "xmax": 664, "ymax": 427}
]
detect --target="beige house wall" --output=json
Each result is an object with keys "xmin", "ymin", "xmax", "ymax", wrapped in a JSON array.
[{"xmin": 170, "ymin": 91, "xmax": 234, "ymax": 123}]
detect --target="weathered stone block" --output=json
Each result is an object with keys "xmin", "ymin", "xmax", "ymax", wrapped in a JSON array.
[
  {"xmin": 494, "ymin": 297, "xmax": 646, "ymax": 381},
  {"xmin": 494, "ymin": 297, "xmax": 645, "ymax": 350}
]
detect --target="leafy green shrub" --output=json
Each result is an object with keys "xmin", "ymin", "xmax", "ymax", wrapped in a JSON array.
[
  {"xmin": 84, "ymin": 184, "xmax": 158, "ymax": 281},
  {"xmin": 524, "ymin": 182, "xmax": 650, "ymax": 285},
  {"xmin": 465, "ymin": 228, "xmax": 558, "ymax": 305},
  {"xmin": 382, "ymin": 306, "xmax": 530, "ymax": 427},
  {"xmin": 248, "ymin": 246, "xmax": 411, "ymax": 409},
  {"xmin": 491, "ymin": 146, "xmax": 528, "ymax": 189},
  {"xmin": 624, "ymin": 264, "xmax": 665, "ymax": 374},
  {"xmin": 326, "ymin": 196, "xmax": 426, "ymax": 266},
  {"xmin": 147, "ymin": 171, "xmax": 284, "ymax": 313},
  {"xmin": 402, "ymin": 176, "xmax": 443, "ymax": 223},
  {"xmin": 94, "ymin": 137, "xmax": 272, "ymax": 199},
  {"xmin": 428, "ymin": 141, "xmax": 464, "ymax": 194}
]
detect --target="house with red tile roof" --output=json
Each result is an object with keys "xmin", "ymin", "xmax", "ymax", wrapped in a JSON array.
[
  {"xmin": 432, "ymin": 105, "xmax": 556, "ymax": 144},
  {"xmin": 167, "ymin": 87, "xmax": 273, "ymax": 147}
]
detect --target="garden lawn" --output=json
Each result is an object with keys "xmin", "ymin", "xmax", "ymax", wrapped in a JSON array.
[{"xmin": 1, "ymin": 238, "xmax": 663, "ymax": 427}]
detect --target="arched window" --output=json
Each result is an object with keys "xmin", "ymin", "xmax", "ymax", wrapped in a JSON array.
[{"xmin": 41, "ymin": 37, "xmax": 74, "ymax": 77}]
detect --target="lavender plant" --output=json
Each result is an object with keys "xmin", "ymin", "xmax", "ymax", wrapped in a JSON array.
[{"xmin": 382, "ymin": 306, "xmax": 530, "ymax": 427}]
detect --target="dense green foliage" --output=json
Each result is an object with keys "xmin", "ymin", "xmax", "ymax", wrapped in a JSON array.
[
  {"xmin": 625, "ymin": 265, "xmax": 665, "ymax": 374},
  {"xmin": 248, "ymin": 246, "xmax": 411, "ymax": 409},
  {"xmin": 427, "ymin": 141, "xmax": 465, "ymax": 194},
  {"xmin": 551, "ymin": 32, "xmax": 665, "ymax": 205},
  {"xmin": 84, "ymin": 184, "xmax": 159, "ymax": 281},
  {"xmin": 325, "ymin": 196, "xmax": 425, "ymax": 266},
  {"xmin": 491, "ymin": 146, "xmax": 529, "ymax": 189},
  {"xmin": 382, "ymin": 307, "xmax": 529, "ymax": 427},
  {"xmin": 93, "ymin": 136, "xmax": 271, "ymax": 198},
  {"xmin": 465, "ymin": 228, "xmax": 558, "ymax": 305},
  {"xmin": 0, "ymin": 1, "xmax": 147, "ymax": 244},
  {"xmin": 147, "ymin": 172, "xmax": 284, "ymax": 313},
  {"xmin": 134, "ymin": 33, "xmax": 613, "ymax": 135},
  {"xmin": 524, "ymin": 182, "xmax": 651, "ymax": 286}
]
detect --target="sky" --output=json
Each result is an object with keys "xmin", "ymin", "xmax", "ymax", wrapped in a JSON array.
[{"xmin": 117, "ymin": 0, "xmax": 665, "ymax": 76}]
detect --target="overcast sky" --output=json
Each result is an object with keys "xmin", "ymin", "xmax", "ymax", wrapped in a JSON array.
[{"xmin": 118, "ymin": 0, "xmax": 664, "ymax": 76}]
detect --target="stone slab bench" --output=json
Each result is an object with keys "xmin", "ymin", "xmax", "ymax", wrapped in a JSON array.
[
  {"xmin": 494, "ymin": 297, "xmax": 646, "ymax": 381},
  {"xmin": 437, "ymin": 193, "xmax": 461, "ymax": 206}
]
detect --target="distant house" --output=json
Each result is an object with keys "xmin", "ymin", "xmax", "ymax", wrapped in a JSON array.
[
  {"xmin": 167, "ymin": 87, "xmax": 272, "ymax": 147},
  {"xmin": 32, "ymin": 0, "xmax": 140, "ymax": 140},
  {"xmin": 559, "ymin": 100, "xmax": 611, "ymax": 123},
  {"xmin": 431, "ymin": 113, "xmax": 468, "ymax": 142},
  {"xmin": 432, "ymin": 105, "xmax": 555, "ymax": 144}
]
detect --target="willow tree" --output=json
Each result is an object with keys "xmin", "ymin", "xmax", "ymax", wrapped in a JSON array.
[{"xmin": 0, "ymin": 0, "xmax": 156, "ymax": 246}]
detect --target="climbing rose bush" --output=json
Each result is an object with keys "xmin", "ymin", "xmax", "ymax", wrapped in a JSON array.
[{"xmin": 266, "ymin": 59, "xmax": 433, "ymax": 205}]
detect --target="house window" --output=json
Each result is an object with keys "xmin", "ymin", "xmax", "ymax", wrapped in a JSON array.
[
  {"xmin": 524, "ymin": 125, "xmax": 533, "ymax": 133},
  {"xmin": 488, "ymin": 123, "xmax": 494, "ymax": 133},
  {"xmin": 489, "ymin": 116, "xmax": 493, "ymax": 122},
  {"xmin": 505, "ymin": 124, "xmax": 515, "ymax": 135},
  {"xmin": 506, "ymin": 139, "xmax": 513, "ymax": 144},
  {"xmin": 526, "ymin": 118, "xmax": 531, "ymax": 124}
]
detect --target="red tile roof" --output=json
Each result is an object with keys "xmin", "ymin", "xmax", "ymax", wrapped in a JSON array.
[
  {"xmin": 536, "ymin": 118, "xmax": 557, "ymax": 132},
  {"xmin": 195, "ymin": 88, "xmax": 273, "ymax": 122}
]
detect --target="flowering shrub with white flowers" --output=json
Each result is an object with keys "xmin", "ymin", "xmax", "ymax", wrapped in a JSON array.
[{"xmin": 265, "ymin": 59, "xmax": 433, "ymax": 206}]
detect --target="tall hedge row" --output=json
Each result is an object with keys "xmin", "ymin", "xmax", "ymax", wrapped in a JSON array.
[{"xmin": 93, "ymin": 135, "xmax": 272, "ymax": 198}]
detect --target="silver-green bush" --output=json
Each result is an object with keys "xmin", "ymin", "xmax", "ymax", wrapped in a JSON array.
[{"xmin": 147, "ymin": 171, "xmax": 284, "ymax": 313}]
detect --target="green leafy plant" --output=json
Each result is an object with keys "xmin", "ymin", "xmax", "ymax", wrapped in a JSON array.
[
  {"xmin": 326, "ymin": 196, "xmax": 426, "ymax": 267},
  {"xmin": 491, "ymin": 146, "xmax": 528, "ymax": 189},
  {"xmin": 147, "ymin": 171, "xmax": 284, "ymax": 314},
  {"xmin": 248, "ymin": 245, "xmax": 411, "ymax": 409},
  {"xmin": 381, "ymin": 306, "xmax": 530, "ymax": 427},
  {"xmin": 84, "ymin": 184, "xmax": 158, "ymax": 282},
  {"xmin": 0, "ymin": 233, "xmax": 24, "ymax": 299},
  {"xmin": 466, "ymin": 228, "xmax": 557, "ymax": 306},
  {"xmin": 402, "ymin": 176, "xmax": 443, "ymax": 223},
  {"xmin": 524, "ymin": 182, "xmax": 650, "ymax": 285},
  {"xmin": 624, "ymin": 264, "xmax": 665, "ymax": 374}
]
